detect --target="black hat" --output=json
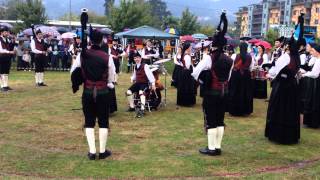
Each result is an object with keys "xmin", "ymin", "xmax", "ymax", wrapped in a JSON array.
[
  {"xmin": 36, "ymin": 29, "xmax": 42, "ymax": 34},
  {"xmin": 0, "ymin": 26, "xmax": 9, "ymax": 33},
  {"xmin": 133, "ymin": 52, "xmax": 141, "ymax": 58},
  {"xmin": 211, "ymin": 12, "xmax": 228, "ymax": 49}
]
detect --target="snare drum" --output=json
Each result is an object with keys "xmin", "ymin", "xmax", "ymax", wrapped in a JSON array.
[{"xmin": 251, "ymin": 68, "xmax": 266, "ymax": 80}]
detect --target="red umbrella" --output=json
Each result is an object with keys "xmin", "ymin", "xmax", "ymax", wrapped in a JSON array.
[
  {"xmin": 248, "ymin": 39, "xmax": 261, "ymax": 44},
  {"xmin": 255, "ymin": 41, "xmax": 272, "ymax": 49},
  {"xmin": 180, "ymin": 35, "xmax": 195, "ymax": 42}
]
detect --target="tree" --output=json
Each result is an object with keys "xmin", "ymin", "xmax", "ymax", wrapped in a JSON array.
[
  {"xmin": 108, "ymin": 0, "xmax": 153, "ymax": 32},
  {"xmin": 179, "ymin": 8, "xmax": 200, "ymax": 35},
  {"xmin": 15, "ymin": 0, "xmax": 47, "ymax": 31},
  {"xmin": 265, "ymin": 29, "xmax": 279, "ymax": 45},
  {"xmin": 148, "ymin": 0, "xmax": 171, "ymax": 28},
  {"xmin": 199, "ymin": 24, "xmax": 215, "ymax": 36},
  {"xmin": 59, "ymin": 12, "xmax": 80, "ymax": 21},
  {"xmin": 162, "ymin": 16, "xmax": 180, "ymax": 30},
  {"xmin": 0, "ymin": 0, "xmax": 23, "ymax": 20},
  {"xmin": 104, "ymin": 0, "xmax": 115, "ymax": 16}
]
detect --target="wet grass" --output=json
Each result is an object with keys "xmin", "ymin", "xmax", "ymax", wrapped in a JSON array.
[{"xmin": 0, "ymin": 70, "xmax": 319, "ymax": 179}]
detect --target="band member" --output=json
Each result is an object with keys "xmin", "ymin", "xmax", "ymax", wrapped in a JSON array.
[
  {"xmin": 126, "ymin": 41, "xmax": 137, "ymax": 73},
  {"xmin": 109, "ymin": 38, "xmax": 123, "ymax": 83},
  {"xmin": 192, "ymin": 11, "xmax": 233, "ymax": 156},
  {"xmin": 68, "ymin": 35, "xmax": 81, "ymax": 64},
  {"xmin": 176, "ymin": 42, "xmax": 196, "ymax": 107},
  {"xmin": 71, "ymin": 25, "xmax": 116, "ymax": 159},
  {"xmin": 126, "ymin": 52, "xmax": 156, "ymax": 118},
  {"xmin": 31, "ymin": 28, "xmax": 48, "ymax": 86},
  {"xmin": 141, "ymin": 40, "xmax": 159, "ymax": 65},
  {"xmin": 0, "ymin": 26, "xmax": 15, "ymax": 91},
  {"xmin": 228, "ymin": 42, "xmax": 253, "ymax": 116},
  {"xmin": 171, "ymin": 46, "xmax": 182, "ymax": 88},
  {"xmin": 252, "ymin": 45, "xmax": 268, "ymax": 99},
  {"xmin": 300, "ymin": 43, "xmax": 320, "ymax": 128},
  {"xmin": 270, "ymin": 37, "xmax": 284, "ymax": 63},
  {"xmin": 265, "ymin": 36, "xmax": 301, "ymax": 144}
]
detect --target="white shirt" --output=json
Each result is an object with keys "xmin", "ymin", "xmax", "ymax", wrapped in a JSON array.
[
  {"xmin": 309, "ymin": 56, "xmax": 316, "ymax": 67},
  {"xmin": 302, "ymin": 57, "xmax": 320, "ymax": 78},
  {"xmin": 254, "ymin": 54, "xmax": 268, "ymax": 67},
  {"xmin": 179, "ymin": 54, "xmax": 192, "ymax": 70},
  {"xmin": 141, "ymin": 47, "xmax": 159, "ymax": 59},
  {"xmin": 131, "ymin": 63, "xmax": 155, "ymax": 86},
  {"xmin": 231, "ymin": 53, "xmax": 237, "ymax": 61},
  {"xmin": 174, "ymin": 54, "xmax": 182, "ymax": 65},
  {"xmin": 71, "ymin": 53, "xmax": 116, "ymax": 87},
  {"xmin": 268, "ymin": 53, "xmax": 290, "ymax": 79},
  {"xmin": 30, "ymin": 38, "xmax": 44, "ymax": 54},
  {"xmin": 0, "ymin": 36, "xmax": 10, "ymax": 54},
  {"xmin": 191, "ymin": 53, "xmax": 211, "ymax": 80},
  {"xmin": 300, "ymin": 53, "xmax": 307, "ymax": 65}
]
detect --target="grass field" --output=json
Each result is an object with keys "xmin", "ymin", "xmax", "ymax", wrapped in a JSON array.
[{"xmin": 0, "ymin": 69, "xmax": 320, "ymax": 179}]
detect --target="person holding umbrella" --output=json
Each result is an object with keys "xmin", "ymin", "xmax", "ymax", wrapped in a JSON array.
[{"xmin": 0, "ymin": 26, "xmax": 15, "ymax": 92}]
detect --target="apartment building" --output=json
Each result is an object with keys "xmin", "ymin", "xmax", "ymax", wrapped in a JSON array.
[{"xmin": 235, "ymin": 0, "xmax": 320, "ymax": 38}]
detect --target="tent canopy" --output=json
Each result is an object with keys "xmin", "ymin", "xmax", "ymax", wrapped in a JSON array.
[{"xmin": 115, "ymin": 25, "xmax": 178, "ymax": 39}]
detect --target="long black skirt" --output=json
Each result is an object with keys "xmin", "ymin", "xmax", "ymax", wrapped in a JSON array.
[
  {"xmin": 171, "ymin": 65, "xmax": 182, "ymax": 88},
  {"xmin": 109, "ymin": 88, "xmax": 117, "ymax": 114},
  {"xmin": 299, "ymin": 77, "xmax": 310, "ymax": 113},
  {"xmin": 265, "ymin": 70, "xmax": 300, "ymax": 144},
  {"xmin": 228, "ymin": 70, "xmax": 253, "ymax": 116},
  {"xmin": 177, "ymin": 68, "xmax": 196, "ymax": 106},
  {"xmin": 203, "ymin": 91, "xmax": 227, "ymax": 129},
  {"xmin": 253, "ymin": 79, "xmax": 268, "ymax": 99},
  {"xmin": 303, "ymin": 77, "xmax": 320, "ymax": 128}
]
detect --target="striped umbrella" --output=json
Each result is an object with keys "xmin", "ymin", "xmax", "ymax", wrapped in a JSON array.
[
  {"xmin": 192, "ymin": 33, "xmax": 208, "ymax": 40},
  {"xmin": 165, "ymin": 28, "xmax": 179, "ymax": 35}
]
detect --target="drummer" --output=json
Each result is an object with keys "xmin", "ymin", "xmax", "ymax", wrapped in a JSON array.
[
  {"xmin": 252, "ymin": 45, "xmax": 268, "ymax": 99},
  {"xmin": 126, "ymin": 52, "xmax": 156, "ymax": 118},
  {"xmin": 141, "ymin": 40, "xmax": 159, "ymax": 65}
]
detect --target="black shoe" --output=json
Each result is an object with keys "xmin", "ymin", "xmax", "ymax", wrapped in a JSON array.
[
  {"xmin": 1, "ymin": 87, "xmax": 8, "ymax": 92},
  {"xmin": 127, "ymin": 107, "xmax": 135, "ymax": 112},
  {"xmin": 136, "ymin": 110, "xmax": 144, "ymax": 118},
  {"xmin": 87, "ymin": 152, "xmax": 96, "ymax": 160},
  {"xmin": 99, "ymin": 150, "xmax": 112, "ymax": 159},
  {"xmin": 199, "ymin": 147, "xmax": 221, "ymax": 156},
  {"xmin": 39, "ymin": 83, "xmax": 47, "ymax": 86},
  {"xmin": 6, "ymin": 86, "xmax": 13, "ymax": 90}
]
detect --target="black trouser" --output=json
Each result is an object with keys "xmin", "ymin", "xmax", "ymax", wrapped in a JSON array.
[
  {"xmin": 82, "ymin": 89, "xmax": 110, "ymax": 128},
  {"xmin": 34, "ymin": 54, "xmax": 46, "ymax": 73},
  {"xmin": 17, "ymin": 56, "xmax": 23, "ymax": 70},
  {"xmin": 114, "ymin": 59, "xmax": 120, "ymax": 74},
  {"xmin": 203, "ymin": 92, "xmax": 227, "ymax": 129},
  {"xmin": 0, "ymin": 57, "xmax": 11, "ymax": 74}
]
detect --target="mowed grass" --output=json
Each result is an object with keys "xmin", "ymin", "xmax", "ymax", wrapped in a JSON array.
[{"xmin": 0, "ymin": 69, "xmax": 320, "ymax": 179}]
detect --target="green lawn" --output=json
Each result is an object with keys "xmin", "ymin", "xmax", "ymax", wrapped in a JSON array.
[{"xmin": 0, "ymin": 70, "xmax": 320, "ymax": 179}]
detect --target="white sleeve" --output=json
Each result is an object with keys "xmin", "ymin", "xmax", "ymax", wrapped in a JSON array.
[
  {"xmin": 268, "ymin": 53, "xmax": 290, "ymax": 78},
  {"xmin": 300, "ymin": 54, "xmax": 307, "ymax": 65},
  {"xmin": 191, "ymin": 55, "xmax": 211, "ymax": 80},
  {"xmin": 231, "ymin": 54, "xmax": 237, "ymax": 61},
  {"xmin": 303, "ymin": 59, "xmax": 320, "ymax": 78},
  {"xmin": 108, "ymin": 56, "xmax": 116, "ymax": 83},
  {"xmin": 30, "ymin": 39, "xmax": 43, "ymax": 54},
  {"xmin": 131, "ymin": 68, "xmax": 136, "ymax": 82},
  {"xmin": 0, "ymin": 40, "xmax": 10, "ymax": 54},
  {"xmin": 184, "ymin": 55, "xmax": 192, "ymax": 69},
  {"xmin": 70, "ymin": 53, "xmax": 81, "ymax": 74},
  {"xmin": 263, "ymin": 54, "xmax": 269, "ymax": 65},
  {"xmin": 141, "ymin": 49, "xmax": 148, "ymax": 59},
  {"xmin": 144, "ymin": 64, "xmax": 155, "ymax": 85},
  {"xmin": 68, "ymin": 44, "xmax": 74, "ymax": 54},
  {"xmin": 153, "ymin": 49, "xmax": 159, "ymax": 58}
]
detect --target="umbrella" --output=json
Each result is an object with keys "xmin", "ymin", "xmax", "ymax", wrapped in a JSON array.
[
  {"xmin": 224, "ymin": 34, "xmax": 233, "ymax": 40},
  {"xmin": 100, "ymin": 27, "xmax": 113, "ymax": 35},
  {"xmin": 255, "ymin": 40, "xmax": 272, "ymax": 49},
  {"xmin": 0, "ymin": 22, "xmax": 13, "ymax": 29},
  {"xmin": 23, "ymin": 28, "xmax": 33, "ymax": 36},
  {"xmin": 240, "ymin": 36, "xmax": 252, "ymax": 41},
  {"xmin": 57, "ymin": 27, "xmax": 69, "ymax": 34},
  {"xmin": 165, "ymin": 28, "xmax": 179, "ymax": 35},
  {"xmin": 61, "ymin": 32, "xmax": 77, "ymax": 39},
  {"xmin": 194, "ymin": 40, "xmax": 212, "ymax": 49},
  {"xmin": 180, "ymin": 35, "xmax": 195, "ymax": 42},
  {"xmin": 248, "ymin": 39, "xmax": 261, "ymax": 44},
  {"xmin": 192, "ymin": 33, "xmax": 208, "ymax": 40},
  {"xmin": 37, "ymin": 26, "xmax": 60, "ymax": 37}
]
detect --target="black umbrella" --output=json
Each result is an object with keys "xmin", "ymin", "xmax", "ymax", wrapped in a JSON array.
[
  {"xmin": 100, "ymin": 27, "xmax": 113, "ymax": 35},
  {"xmin": 240, "ymin": 36, "xmax": 252, "ymax": 41},
  {"xmin": 57, "ymin": 27, "xmax": 68, "ymax": 34}
]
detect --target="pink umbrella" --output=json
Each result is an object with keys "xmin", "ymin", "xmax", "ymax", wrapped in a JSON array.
[
  {"xmin": 248, "ymin": 39, "xmax": 261, "ymax": 44},
  {"xmin": 180, "ymin": 35, "xmax": 195, "ymax": 42},
  {"xmin": 255, "ymin": 41, "xmax": 272, "ymax": 49},
  {"xmin": 61, "ymin": 32, "xmax": 77, "ymax": 39},
  {"xmin": 37, "ymin": 26, "xmax": 60, "ymax": 37}
]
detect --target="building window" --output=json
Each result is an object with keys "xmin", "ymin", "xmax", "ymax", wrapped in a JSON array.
[
  {"xmin": 315, "ymin": 19, "xmax": 319, "ymax": 25},
  {"xmin": 264, "ymin": 14, "xmax": 266, "ymax": 18}
]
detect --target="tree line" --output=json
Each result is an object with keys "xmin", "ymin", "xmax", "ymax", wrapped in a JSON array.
[{"xmin": 0, "ymin": 0, "xmax": 216, "ymax": 36}]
